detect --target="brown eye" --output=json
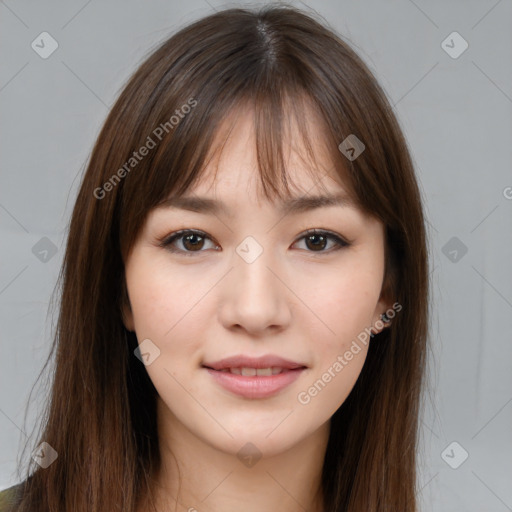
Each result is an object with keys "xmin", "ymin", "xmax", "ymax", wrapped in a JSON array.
[
  {"xmin": 159, "ymin": 230, "xmax": 219, "ymax": 256},
  {"xmin": 293, "ymin": 229, "xmax": 350, "ymax": 253},
  {"xmin": 159, "ymin": 228, "xmax": 350, "ymax": 257},
  {"xmin": 181, "ymin": 232, "xmax": 205, "ymax": 251},
  {"xmin": 305, "ymin": 233, "xmax": 328, "ymax": 251}
]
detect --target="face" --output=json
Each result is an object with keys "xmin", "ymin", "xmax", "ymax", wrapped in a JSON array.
[{"xmin": 122, "ymin": 103, "xmax": 392, "ymax": 459}]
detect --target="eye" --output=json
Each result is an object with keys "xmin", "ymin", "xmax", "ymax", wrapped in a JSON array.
[
  {"xmin": 159, "ymin": 229, "xmax": 219, "ymax": 256},
  {"xmin": 159, "ymin": 228, "xmax": 350, "ymax": 256},
  {"xmin": 292, "ymin": 229, "xmax": 350, "ymax": 253}
]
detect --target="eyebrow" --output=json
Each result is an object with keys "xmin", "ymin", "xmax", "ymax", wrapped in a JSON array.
[{"xmin": 156, "ymin": 193, "xmax": 356, "ymax": 218}]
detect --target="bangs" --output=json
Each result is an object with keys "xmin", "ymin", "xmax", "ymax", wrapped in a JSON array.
[
  {"xmin": 116, "ymin": 5, "xmax": 394, "ymax": 264},
  {"xmin": 165, "ymin": 91, "xmax": 357, "ymax": 206},
  {"xmin": 118, "ymin": 85, "xmax": 359, "ymax": 262}
]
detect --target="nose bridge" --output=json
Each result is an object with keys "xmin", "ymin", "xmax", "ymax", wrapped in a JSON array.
[
  {"xmin": 220, "ymin": 236, "xmax": 291, "ymax": 333},
  {"xmin": 235, "ymin": 243, "xmax": 277, "ymax": 296}
]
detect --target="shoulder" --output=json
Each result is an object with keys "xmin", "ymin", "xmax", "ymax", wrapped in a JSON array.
[{"xmin": 0, "ymin": 481, "xmax": 25, "ymax": 511}]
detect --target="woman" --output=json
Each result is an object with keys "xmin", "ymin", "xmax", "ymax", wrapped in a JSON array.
[{"xmin": 3, "ymin": 5, "xmax": 430, "ymax": 511}]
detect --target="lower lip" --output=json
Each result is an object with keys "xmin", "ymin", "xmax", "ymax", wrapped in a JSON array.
[{"xmin": 204, "ymin": 368, "xmax": 305, "ymax": 399}]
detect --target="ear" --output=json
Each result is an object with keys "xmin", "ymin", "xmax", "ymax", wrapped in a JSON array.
[
  {"xmin": 120, "ymin": 282, "xmax": 135, "ymax": 332},
  {"xmin": 371, "ymin": 281, "xmax": 396, "ymax": 336}
]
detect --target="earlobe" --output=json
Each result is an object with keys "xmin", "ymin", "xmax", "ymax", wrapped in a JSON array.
[
  {"xmin": 371, "ymin": 296, "xmax": 395, "ymax": 337},
  {"xmin": 122, "ymin": 303, "xmax": 135, "ymax": 332},
  {"xmin": 371, "ymin": 267, "xmax": 397, "ymax": 336},
  {"xmin": 120, "ymin": 283, "xmax": 135, "ymax": 332}
]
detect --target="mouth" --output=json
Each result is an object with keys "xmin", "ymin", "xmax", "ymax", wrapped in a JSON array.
[
  {"xmin": 202, "ymin": 366, "xmax": 304, "ymax": 376},
  {"xmin": 202, "ymin": 354, "xmax": 307, "ymax": 372},
  {"xmin": 201, "ymin": 355, "xmax": 308, "ymax": 399}
]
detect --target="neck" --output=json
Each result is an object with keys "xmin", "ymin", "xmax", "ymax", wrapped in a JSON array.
[{"xmin": 141, "ymin": 397, "xmax": 329, "ymax": 512}]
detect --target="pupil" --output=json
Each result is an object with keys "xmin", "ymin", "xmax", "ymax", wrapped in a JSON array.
[
  {"xmin": 184, "ymin": 233, "xmax": 204, "ymax": 251},
  {"xmin": 306, "ymin": 234, "xmax": 326, "ymax": 251}
]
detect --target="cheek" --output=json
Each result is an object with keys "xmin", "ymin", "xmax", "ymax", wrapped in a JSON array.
[
  {"xmin": 294, "ymin": 274, "xmax": 375, "ymax": 416},
  {"xmin": 125, "ymin": 263, "xmax": 211, "ymax": 399},
  {"xmin": 126, "ymin": 254, "xmax": 202, "ymax": 337},
  {"xmin": 291, "ymin": 258, "xmax": 381, "ymax": 412},
  {"xmin": 125, "ymin": 256, "xmax": 217, "ymax": 381},
  {"xmin": 296, "ymin": 262, "xmax": 382, "ymax": 349}
]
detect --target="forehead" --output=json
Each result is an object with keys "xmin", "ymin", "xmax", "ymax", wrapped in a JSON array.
[{"xmin": 180, "ymin": 100, "xmax": 353, "ymax": 206}]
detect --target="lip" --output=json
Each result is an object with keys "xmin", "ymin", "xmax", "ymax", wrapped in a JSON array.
[
  {"xmin": 202, "ymin": 354, "xmax": 308, "ymax": 399},
  {"xmin": 204, "ymin": 367, "xmax": 306, "ymax": 399},
  {"xmin": 202, "ymin": 354, "xmax": 306, "ymax": 371}
]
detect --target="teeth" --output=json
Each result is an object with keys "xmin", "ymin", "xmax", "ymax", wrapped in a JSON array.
[
  {"xmin": 214, "ymin": 367, "xmax": 292, "ymax": 375},
  {"xmin": 221, "ymin": 367, "xmax": 287, "ymax": 376},
  {"xmin": 256, "ymin": 367, "xmax": 272, "ymax": 376}
]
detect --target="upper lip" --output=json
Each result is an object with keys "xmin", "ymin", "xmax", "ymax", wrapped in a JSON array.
[{"xmin": 202, "ymin": 354, "xmax": 307, "ymax": 371}]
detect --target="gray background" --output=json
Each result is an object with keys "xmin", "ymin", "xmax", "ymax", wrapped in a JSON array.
[{"xmin": 1, "ymin": 0, "xmax": 511, "ymax": 510}]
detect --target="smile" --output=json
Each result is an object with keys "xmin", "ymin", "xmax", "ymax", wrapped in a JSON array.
[
  {"xmin": 203, "ymin": 366, "xmax": 306, "ymax": 399},
  {"xmin": 215, "ymin": 367, "xmax": 293, "ymax": 376}
]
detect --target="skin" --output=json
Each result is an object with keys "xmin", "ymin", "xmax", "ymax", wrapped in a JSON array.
[{"xmin": 123, "ymin": 103, "xmax": 393, "ymax": 512}]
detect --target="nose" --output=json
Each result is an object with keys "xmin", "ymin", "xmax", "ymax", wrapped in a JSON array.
[{"xmin": 218, "ymin": 247, "xmax": 292, "ymax": 336}]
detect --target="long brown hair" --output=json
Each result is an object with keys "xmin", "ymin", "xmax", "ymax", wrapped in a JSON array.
[{"xmin": 11, "ymin": 5, "xmax": 430, "ymax": 511}]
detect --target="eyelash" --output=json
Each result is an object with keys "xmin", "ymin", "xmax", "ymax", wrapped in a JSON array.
[{"xmin": 158, "ymin": 228, "xmax": 351, "ymax": 257}]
